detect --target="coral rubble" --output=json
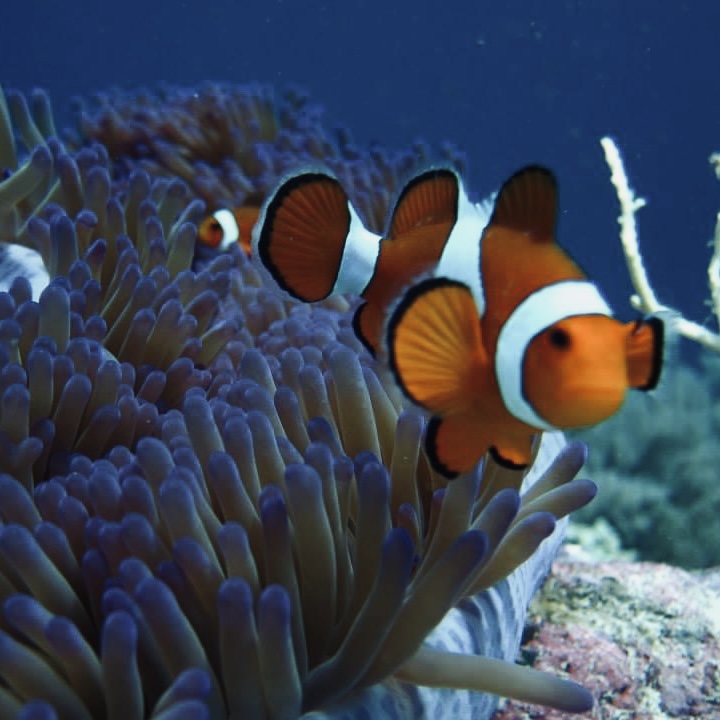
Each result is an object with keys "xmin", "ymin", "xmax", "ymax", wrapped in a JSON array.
[{"xmin": 496, "ymin": 559, "xmax": 720, "ymax": 719}]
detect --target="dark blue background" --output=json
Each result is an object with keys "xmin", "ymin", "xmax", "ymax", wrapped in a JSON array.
[{"xmin": 2, "ymin": 0, "xmax": 719, "ymax": 349}]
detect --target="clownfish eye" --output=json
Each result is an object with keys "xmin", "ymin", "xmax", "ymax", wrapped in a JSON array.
[
  {"xmin": 210, "ymin": 221, "xmax": 222, "ymax": 231},
  {"xmin": 548, "ymin": 327, "xmax": 571, "ymax": 350}
]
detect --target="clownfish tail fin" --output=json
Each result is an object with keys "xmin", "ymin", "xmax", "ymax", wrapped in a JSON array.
[
  {"xmin": 253, "ymin": 170, "xmax": 380, "ymax": 302},
  {"xmin": 388, "ymin": 168, "xmax": 461, "ymax": 238}
]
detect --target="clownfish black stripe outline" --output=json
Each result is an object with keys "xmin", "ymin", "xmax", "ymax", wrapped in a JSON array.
[{"xmin": 425, "ymin": 415, "xmax": 458, "ymax": 478}]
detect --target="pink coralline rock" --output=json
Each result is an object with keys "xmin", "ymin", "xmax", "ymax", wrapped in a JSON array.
[{"xmin": 494, "ymin": 560, "xmax": 720, "ymax": 719}]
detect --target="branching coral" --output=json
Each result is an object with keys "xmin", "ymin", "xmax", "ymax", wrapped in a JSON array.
[
  {"xmin": 583, "ymin": 138, "xmax": 720, "ymax": 567},
  {"xmin": 0, "ymin": 84, "xmax": 598, "ymax": 718},
  {"xmin": 602, "ymin": 136, "xmax": 720, "ymax": 353}
]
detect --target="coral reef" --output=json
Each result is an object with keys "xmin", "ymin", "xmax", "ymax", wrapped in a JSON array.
[
  {"xmin": 0, "ymin": 82, "xmax": 597, "ymax": 718},
  {"xmin": 495, "ymin": 558, "xmax": 720, "ymax": 719}
]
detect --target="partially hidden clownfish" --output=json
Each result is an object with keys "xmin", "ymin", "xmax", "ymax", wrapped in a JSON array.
[
  {"xmin": 197, "ymin": 205, "xmax": 261, "ymax": 255},
  {"xmin": 253, "ymin": 165, "xmax": 664, "ymax": 477}
]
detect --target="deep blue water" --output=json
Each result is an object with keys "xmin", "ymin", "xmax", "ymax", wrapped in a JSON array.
[{"xmin": 2, "ymin": 0, "xmax": 719, "ymax": 348}]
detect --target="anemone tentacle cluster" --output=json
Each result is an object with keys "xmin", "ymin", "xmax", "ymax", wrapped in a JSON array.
[
  {"xmin": 69, "ymin": 83, "xmax": 468, "ymax": 234},
  {"xmin": 0, "ymin": 83, "xmax": 596, "ymax": 719},
  {"xmin": 1, "ymin": 83, "xmax": 60, "ymax": 246}
]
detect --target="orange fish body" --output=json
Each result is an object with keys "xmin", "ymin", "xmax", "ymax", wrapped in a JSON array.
[
  {"xmin": 197, "ymin": 205, "xmax": 261, "ymax": 255},
  {"xmin": 254, "ymin": 165, "xmax": 664, "ymax": 477}
]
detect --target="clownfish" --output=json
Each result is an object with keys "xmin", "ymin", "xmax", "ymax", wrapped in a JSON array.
[
  {"xmin": 253, "ymin": 165, "xmax": 664, "ymax": 477},
  {"xmin": 197, "ymin": 205, "xmax": 261, "ymax": 255},
  {"xmin": 254, "ymin": 167, "xmax": 481, "ymax": 355}
]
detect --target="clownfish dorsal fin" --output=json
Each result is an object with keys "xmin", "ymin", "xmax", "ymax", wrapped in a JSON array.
[
  {"xmin": 388, "ymin": 168, "xmax": 460, "ymax": 239},
  {"xmin": 490, "ymin": 165, "xmax": 558, "ymax": 240}
]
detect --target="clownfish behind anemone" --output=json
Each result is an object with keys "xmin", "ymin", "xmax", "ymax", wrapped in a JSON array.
[
  {"xmin": 197, "ymin": 205, "xmax": 261, "ymax": 255},
  {"xmin": 253, "ymin": 164, "xmax": 665, "ymax": 478}
]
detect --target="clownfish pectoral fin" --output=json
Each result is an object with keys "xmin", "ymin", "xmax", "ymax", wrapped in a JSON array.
[
  {"xmin": 386, "ymin": 276, "xmax": 488, "ymax": 415},
  {"xmin": 626, "ymin": 316, "xmax": 665, "ymax": 390},
  {"xmin": 254, "ymin": 171, "xmax": 381, "ymax": 302},
  {"xmin": 388, "ymin": 168, "xmax": 461, "ymax": 239},
  {"xmin": 490, "ymin": 165, "xmax": 558, "ymax": 239}
]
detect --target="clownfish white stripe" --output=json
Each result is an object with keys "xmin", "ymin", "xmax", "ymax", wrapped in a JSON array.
[
  {"xmin": 212, "ymin": 209, "xmax": 240, "ymax": 250},
  {"xmin": 332, "ymin": 202, "xmax": 382, "ymax": 295},
  {"xmin": 495, "ymin": 280, "xmax": 613, "ymax": 430},
  {"xmin": 435, "ymin": 188, "xmax": 491, "ymax": 314}
]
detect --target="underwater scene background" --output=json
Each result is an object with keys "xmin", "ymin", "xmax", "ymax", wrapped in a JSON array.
[
  {"xmin": 1, "ymin": 0, "xmax": 719, "ymax": 718},
  {"xmin": 4, "ymin": 0, "xmax": 720, "ymax": 332}
]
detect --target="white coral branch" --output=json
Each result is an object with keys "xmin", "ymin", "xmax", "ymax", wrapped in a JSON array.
[{"xmin": 601, "ymin": 136, "xmax": 720, "ymax": 354}]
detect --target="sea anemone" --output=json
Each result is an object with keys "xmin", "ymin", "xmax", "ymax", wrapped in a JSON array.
[
  {"xmin": 69, "ymin": 83, "xmax": 467, "ymax": 233},
  {"xmin": 0, "ymin": 84, "xmax": 597, "ymax": 718},
  {"xmin": 0, "ymin": 84, "xmax": 57, "ymax": 246},
  {"xmin": 0, "ymin": 363, "xmax": 595, "ymax": 718}
]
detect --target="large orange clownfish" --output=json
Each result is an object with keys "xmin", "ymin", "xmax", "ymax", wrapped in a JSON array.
[
  {"xmin": 253, "ymin": 165, "xmax": 664, "ymax": 477},
  {"xmin": 197, "ymin": 205, "xmax": 261, "ymax": 255}
]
